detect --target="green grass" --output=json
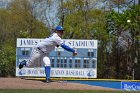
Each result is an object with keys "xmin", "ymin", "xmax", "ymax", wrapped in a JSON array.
[{"xmin": 0, "ymin": 89, "xmax": 140, "ymax": 93}]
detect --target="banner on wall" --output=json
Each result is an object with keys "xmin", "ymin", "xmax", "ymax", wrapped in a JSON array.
[
  {"xmin": 16, "ymin": 68, "xmax": 97, "ymax": 78},
  {"xmin": 121, "ymin": 82, "xmax": 140, "ymax": 91}
]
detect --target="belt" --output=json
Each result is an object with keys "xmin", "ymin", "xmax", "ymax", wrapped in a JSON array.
[
  {"xmin": 37, "ymin": 47, "xmax": 45, "ymax": 53},
  {"xmin": 37, "ymin": 47, "xmax": 41, "ymax": 50}
]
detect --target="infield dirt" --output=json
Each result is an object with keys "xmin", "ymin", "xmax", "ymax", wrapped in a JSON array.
[{"xmin": 0, "ymin": 78, "xmax": 118, "ymax": 91}]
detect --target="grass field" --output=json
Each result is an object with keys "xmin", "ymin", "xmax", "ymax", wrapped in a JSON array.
[{"xmin": 0, "ymin": 89, "xmax": 140, "ymax": 93}]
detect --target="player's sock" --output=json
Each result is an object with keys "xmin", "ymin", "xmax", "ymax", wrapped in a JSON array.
[{"xmin": 45, "ymin": 66, "xmax": 51, "ymax": 82}]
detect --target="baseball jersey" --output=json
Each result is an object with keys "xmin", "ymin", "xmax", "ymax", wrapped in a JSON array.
[{"xmin": 36, "ymin": 33, "xmax": 63, "ymax": 53}]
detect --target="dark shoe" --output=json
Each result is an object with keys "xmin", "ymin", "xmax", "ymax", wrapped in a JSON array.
[{"xmin": 19, "ymin": 60, "xmax": 26, "ymax": 69}]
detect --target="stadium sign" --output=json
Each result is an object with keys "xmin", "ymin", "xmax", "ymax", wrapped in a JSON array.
[{"xmin": 16, "ymin": 38, "xmax": 98, "ymax": 78}]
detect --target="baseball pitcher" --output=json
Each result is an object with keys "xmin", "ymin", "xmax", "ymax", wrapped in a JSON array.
[{"xmin": 19, "ymin": 26, "xmax": 77, "ymax": 83}]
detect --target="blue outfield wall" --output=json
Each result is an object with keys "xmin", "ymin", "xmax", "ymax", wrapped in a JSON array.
[{"xmin": 68, "ymin": 80, "xmax": 121, "ymax": 89}]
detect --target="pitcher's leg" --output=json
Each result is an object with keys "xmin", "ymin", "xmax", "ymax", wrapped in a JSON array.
[
  {"xmin": 19, "ymin": 47, "xmax": 41, "ymax": 69},
  {"xmin": 27, "ymin": 47, "xmax": 41, "ymax": 67},
  {"xmin": 43, "ymin": 57, "xmax": 51, "ymax": 83}
]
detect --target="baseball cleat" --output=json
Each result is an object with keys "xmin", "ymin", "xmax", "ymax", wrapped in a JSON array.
[
  {"xmin": 46, "ymin": 79, "xmax": 52, "ymax": 83},
  {"xmin": 19, "ymin": 60, "xmax": 26, "ymax": 69},
  {"xmin": 42, "ymin": 79, "xmax": 52, "ymax": 83},
  {"xmin": 46, "ymin": 79, "xmax": 50, "ymax": 83}
]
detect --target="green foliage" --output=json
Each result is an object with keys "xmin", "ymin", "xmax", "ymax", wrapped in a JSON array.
[
  {"xmin": 124, "ymin": 5, "xmax": 140, "ymax": 37},
  {"xmin": 8, "ymin": 0, "xmax": 50, "ymax": 38},
  {"xmin": 62, "ymin": 0, "xmax": 109, "ymax": 40},
  {"xmin": 0, "ymin": 0, "xmax": 50, "ymax": 77},
  {"xmin": 0, "ymin": 43, "xmax": 15, "ymax": 77},
  {"xmin": 104, "ymin": 5, "xmax": 140, "ymax": 79}
]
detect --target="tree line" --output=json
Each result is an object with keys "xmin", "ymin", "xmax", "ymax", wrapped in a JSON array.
[{"xmin": 0, "ymin": 0, "xmax": 139, "ymax": 80}]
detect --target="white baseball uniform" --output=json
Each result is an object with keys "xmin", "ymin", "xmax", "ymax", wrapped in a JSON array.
[{"xmin": 27, "ymin": 33, "xmax": 63, "ymax": 67}]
